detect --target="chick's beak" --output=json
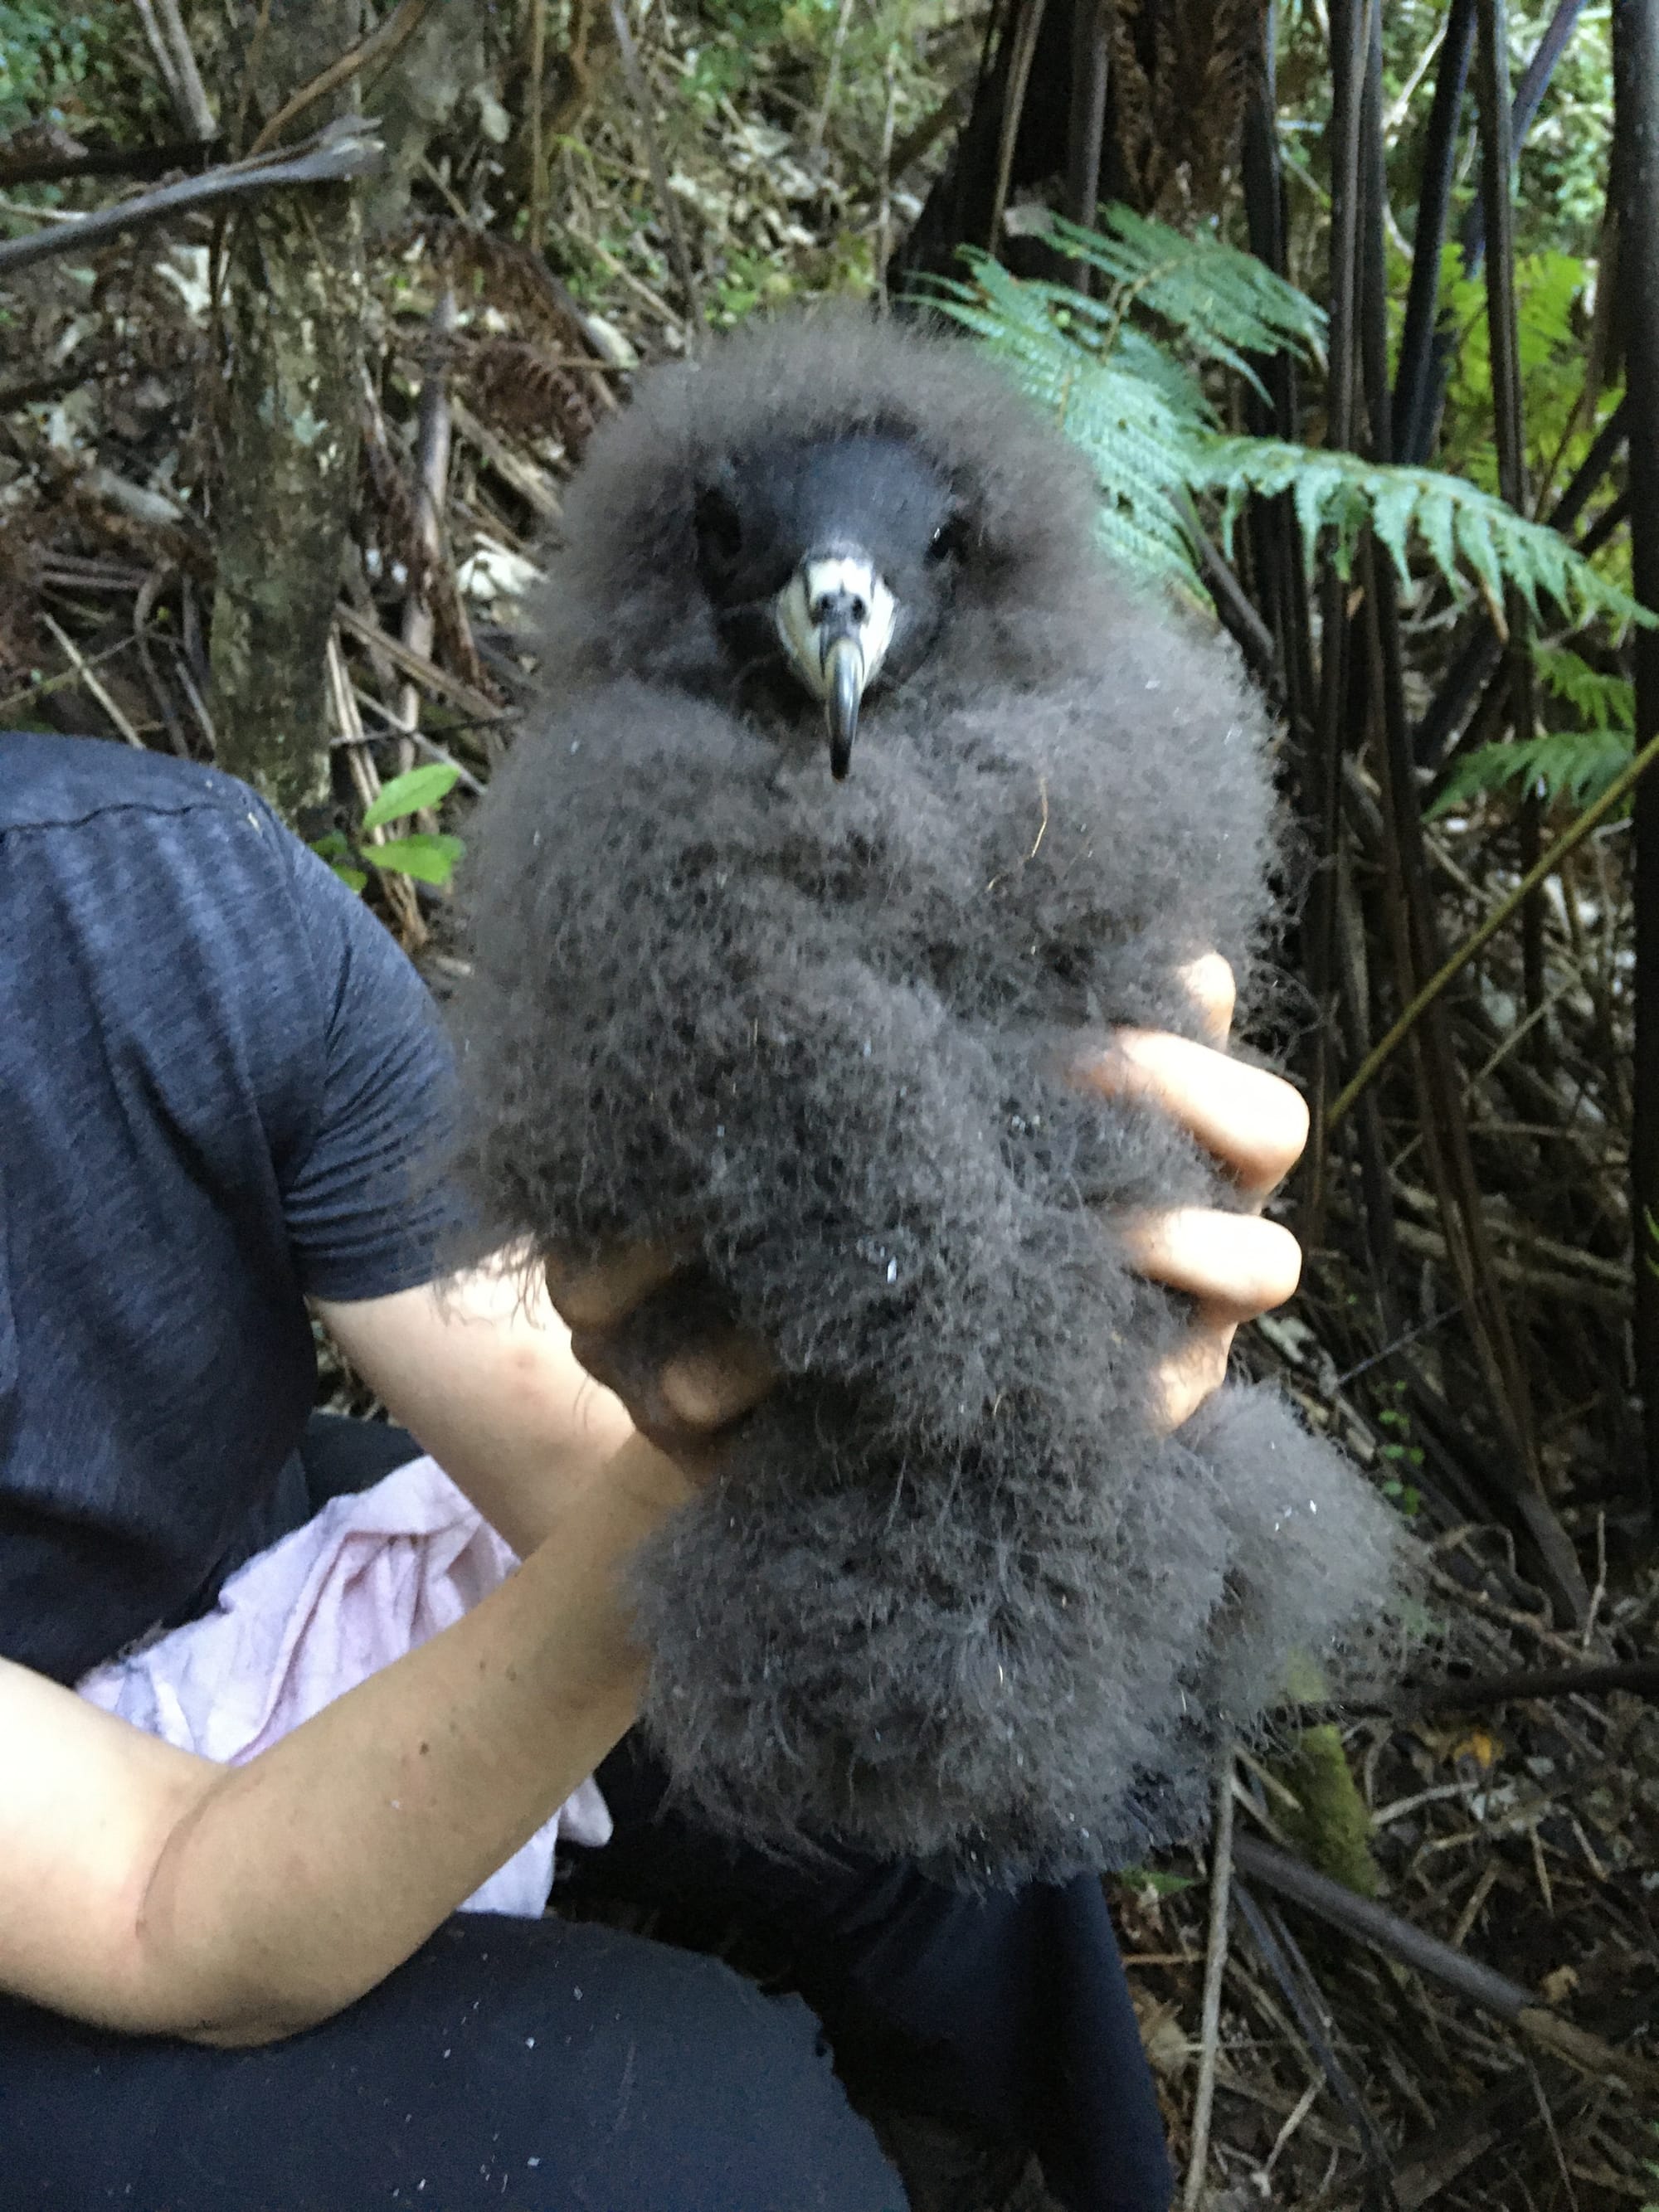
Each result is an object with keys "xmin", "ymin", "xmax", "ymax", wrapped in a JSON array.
[{"xmin": 773, "ymin": 554, "xmax": 897, "ymax": 780}]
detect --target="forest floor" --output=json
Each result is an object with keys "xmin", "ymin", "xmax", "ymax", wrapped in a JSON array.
[{"xmin": 2, "ymin": 12, "xmax": 1657, "ymax": 2207}]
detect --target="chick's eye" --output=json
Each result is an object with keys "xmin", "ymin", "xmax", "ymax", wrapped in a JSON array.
[
  {"xmin": 695, "ymin": 484, "xmax": 743, "ymax": 566},
  {"xmin": 927, "ymin": 513, "xmax": 969, "ymax": 566}
]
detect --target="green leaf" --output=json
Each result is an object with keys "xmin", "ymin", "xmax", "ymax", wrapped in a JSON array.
[
  {"xmin": 937, "ymin": 216, "xmax": 1653, "ymax": 637},
  {"xmin": 1199, "ymin": 439, "xmax": 1653, "ymax": 630},
  {"xmin": 366, "ymin": 833, "xmax": 465, "ymax": 887},
  {"xmin": 362, "ymin": 762, "xmax": 461, "ymax": 830},
  {"xmin": 1533, "ymin": 645, "xmax": 1636, "ymax": 732},
  {"xmin": 1429, "ymin": 727, "xmax": 1632, "ymax": 816},
  {"xmin": 1367, "ymin": 469, "xmax": 1422, "ymax": 586},
  {"xmin": 1112, "ymin": 1866, "xmax": 1198, "ymax": 1897}
]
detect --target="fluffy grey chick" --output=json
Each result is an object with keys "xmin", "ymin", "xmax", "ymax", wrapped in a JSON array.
[{"xmin": 452, "ymin": 312, "xmax": 1406, "ymax": 1882}]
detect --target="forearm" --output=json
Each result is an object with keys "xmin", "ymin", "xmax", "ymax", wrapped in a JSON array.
[
  {"xmin": 134, "ymin": 1436, "xmax": 684, "ymax": 2044},
  {"xmin": 316, "ymin": 1268, "xmax": 637, "ymax": 1557}
]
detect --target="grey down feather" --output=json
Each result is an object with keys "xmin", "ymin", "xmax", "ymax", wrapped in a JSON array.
[{"xmin": 451, "ymin": 312, "xmax": 1408, "ymax": 1881}]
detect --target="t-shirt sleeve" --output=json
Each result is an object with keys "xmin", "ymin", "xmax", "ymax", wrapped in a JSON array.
[{"xmin": 272, "ymin": 833, "xmax": 473, "ymax": 1302}]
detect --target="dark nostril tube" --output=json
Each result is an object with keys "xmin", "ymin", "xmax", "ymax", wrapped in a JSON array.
[{"xmin": 811, "ymin": 586, "xmax": 865, "ymax": 629}]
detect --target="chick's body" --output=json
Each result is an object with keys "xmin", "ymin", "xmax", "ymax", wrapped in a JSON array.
[{"xmin": 456, "ymin": 315, "xmax": 1403, "ymax": 1878}]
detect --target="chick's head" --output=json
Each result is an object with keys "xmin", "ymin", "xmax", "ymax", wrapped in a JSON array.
[
  {"xmin": 693, "ymin": 430, "xmax": 972, "ymax": 775},
  {"xmin": 533, "ymin": 312, "xmax": 1109, "ymax": 766}
]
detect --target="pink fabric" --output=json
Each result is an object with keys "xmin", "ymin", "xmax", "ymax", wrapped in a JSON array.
[{"xmin": 76, "ymin": 1454, "xmax": 611, "ymax": 1918}]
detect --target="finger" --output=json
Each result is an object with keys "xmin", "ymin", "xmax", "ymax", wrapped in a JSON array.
[
  {"xmin": 1151, "ymin": 1312, "xmax": 1236, "ymax": 1434},
  {"xmin": 1119, "ymin": 1207, "xmax": 1302, "ymax": 1320},
  {"xmin": 567, "ymin": 1322, "xmax": 764, "ymax": 1464},
  {"xmin": 659, "ymin": 1334, "xmax": 781, "ymax": 1431},
  {"xmin": 1082, "ymin": 1033, "xmax": 1309, "ymax": 1203},
  {"xmin": 545, "ymin": 1237, "xmax": 691, "ymax": 1330},
  {"xmin": 569, "ymin": 1324, "xmax": 776, "ymax": 1480},
  {"xmin": 1177, "ymin": 952, "xmax": 1235, "ymax": 1048}
]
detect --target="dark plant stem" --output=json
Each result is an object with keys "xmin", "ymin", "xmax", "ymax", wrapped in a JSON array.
[
  {"xmin": 1351, "ymin": 0, "xmax": 1575, "ymax": 1601},
  {"xmin": 1063, "ymin": 0, "xmax": 1112, "ymax": 292},
  {"xmin": 1461, "ymin": 0, "xmax": 1590, "ymax": 269},
  {"xmin": 1409, "ymin": 0, "xmax": 1590, "ymax": 461},
  {"xmin": 1477, "ymin": 0, "xmax": 1547, "ymax": 1023},
  {"xmin": 1394, "ymin": 0, "xmax": 1477, "ymax": 464},
  {"xmin": 1614, "ymin": 0, "xmax": 1659, "ymax": 1528},
  {"xmin": 1296, "ymin": 0, "xmax": 1371, "ymax": 1252}
]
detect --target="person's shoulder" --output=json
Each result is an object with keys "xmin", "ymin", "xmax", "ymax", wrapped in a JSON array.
[{"xmin": 0, "ymin": 731, "xmax": 276, "ymax": 841}]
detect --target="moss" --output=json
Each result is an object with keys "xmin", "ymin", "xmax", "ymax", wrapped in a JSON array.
[{"xmin": 1272, "ymin": 1725, "xmax": 1380, "ymax": 1899}]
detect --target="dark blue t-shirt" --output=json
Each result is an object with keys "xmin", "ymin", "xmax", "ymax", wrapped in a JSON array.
[{"xmin": 0, "ymin": 734, "xmax": 465, "ymax": 1684}]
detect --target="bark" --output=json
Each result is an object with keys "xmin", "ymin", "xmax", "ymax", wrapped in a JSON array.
[{"xmin": 208, "ymin": 2, "xmax": 367, "ymax": 820}]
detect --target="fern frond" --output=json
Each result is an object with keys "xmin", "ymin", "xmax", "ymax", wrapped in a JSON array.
[
  {"xmin": 1043, "ymin": 208, "xmax": 1327, "ymax": 392},
  {"xmin": 1430, "ymin": 727, "xmax": 1632, "ymax": 814},
  {"xmin": 1204, "ymin": 439, "xmax": 1651, "ymax": 632},
  {"xmin": 933, "ymin": 259, "xmax": 1208, "ymax": 596},
  {"xmin": 933, "ymin": 229, "xmax": 1649, "ymax": 637},
  {"xmin": 1430, "ymin": 648, "xmax": 1636, "ymax": 815},
  {"xmin": 1533, "ymin": 644, "xmax": 1636, "ymax": 730}
]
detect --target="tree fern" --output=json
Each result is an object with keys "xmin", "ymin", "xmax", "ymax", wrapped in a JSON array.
[{"xmin": 927, "ymin": 208, "xmax": 1647, "ymax": 636}]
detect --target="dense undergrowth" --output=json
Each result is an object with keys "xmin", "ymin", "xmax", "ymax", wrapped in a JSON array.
[{"xmin": 2, "ymin": 3, "xmax": 1656, "ymax": 2206}]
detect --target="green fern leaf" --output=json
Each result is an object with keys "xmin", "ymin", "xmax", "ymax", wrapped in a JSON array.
[
  {"xmin": 1533, "ymin": 644, "xmax": 1635, "ymax": 729},
  {"xmin": 1199, "ymin": 440, "xmax": 1651, "ymax": 630},
  {"xmin": 1416, "ymin": 483, "xmax": 1458, "ymax": 602},
  {"xmin": 1043, "ymin": 208, "xmax": 1327, "ymax": 389},
  {"xmin": 934, "ymin": 238, "xmax": 1651, "ymax": 635},
  {"xmin": 1453, "ymin": 501, "xmax": 1509, "ymax": 622},
  {"xmin": 1430, "ymin": 726, "xmax": 1632, "ymax": 814},
  {"xmin": 1367, "ymin": 471, "xmax": 1423, "ymax": 585}
]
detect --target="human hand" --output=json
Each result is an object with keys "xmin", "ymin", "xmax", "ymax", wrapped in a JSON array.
[
  {"xmin": 544, "ymin": 1242, "xmax": 777, "ymax": 1478},
  {"xmin": 1079, "ymin": 953, "xmax": 1307, "ymax": 1431},
  {"xmin": 547, "ymin": 954, "xmax": 1308, "ymax": 1463}
]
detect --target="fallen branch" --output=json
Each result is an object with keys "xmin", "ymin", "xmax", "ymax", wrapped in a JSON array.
[
  {"xmin": 40, "ymin": 615, "xmax": 144, "ymax": 749},
  {"xmin": 1233, "ymin": 1885, "xmax": 1402, "ymax": 2208},
  {"xmin": 1287, "ymin": 1656, "xmax": 1659, "ymax": 1728},
  {"xmin": 0, "ymin": 138, "xmax": 221, "ymax": 189},
  {"xmin": 1232, "ymin": 1835, "xmax": 1659, "ymax": 2098},
  {"xmin": 0, "ymin": 118, "xmax": 382, "ymax": 275},
  {"xmin": 333, "ymin": 602, "xmax": 506, "ymax": 722},
  {"xmin": 1181, "ymin": 1752, "xmax": 1235, "ymax": 2211},
  {"xmin": 450, "ymin": 397, "xmax": 563, "ymax": 523},
  {"xmin": 247, "ymin": 0, "xmax": 436, "ymax": 158},
  {"xmin": 134, "ymin": 0, "xmax": 217, "ymax": 143}
]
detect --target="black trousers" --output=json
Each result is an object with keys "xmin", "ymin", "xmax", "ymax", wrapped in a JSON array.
[{"xmin": 0, "ymin": 1418, "xmax": 1173, "ymax": 2212}]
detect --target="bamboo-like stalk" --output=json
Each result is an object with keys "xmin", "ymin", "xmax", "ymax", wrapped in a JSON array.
[
  {"xmin": 1329, "ymin": 719, "xmax": 1659, "ymax": 1130},
  {"xmin": 1295, "ymin": 0, "xmax": 1371, "ymax": 1248},
  {"xmin": 527, "ymin": 0, "xmax": 548, "ymax": 252},
  {"xmin": 1063, "ymin": 0, "xmax": 1112, "ymax": 293},
  {"xmin": 1404, "ymin": 0, "xmax": 1591, "ymax": 462},
  {"xmin": 1613, "ymin": 0, "xmax": 1659, "ymax": 1525},
  {"xmin": 1394, "ymin": 0, "xmax": 1475, "ymax": 464},
  {"xmin": 1461, "ymin": 0, "xmax": 1591, "ymax": 267},
  {"xmin": 1476, "ymin": 0, "xmax": 1548, "ymax": 1024},
  {"xmin": 987, "ymin": 0, "xmax": 1050, "ymax": 253},
  {"xmin": 1355, "ymin": 0, "xmax": 1579, "ymax": 1605}
]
